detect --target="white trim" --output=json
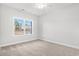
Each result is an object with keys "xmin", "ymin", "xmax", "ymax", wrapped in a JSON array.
[
  {"xmin": 42, "ymin": 38, "xmax": 79, "ymax": 49},
  {"xmin": 1, "ymin": 38, "xmax": 79, "ymax": 49},
  {"xmin": 0, "ymin": 39, "xmax": 37, "ymax": 47}
]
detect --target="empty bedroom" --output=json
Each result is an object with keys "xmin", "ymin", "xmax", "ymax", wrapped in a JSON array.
[{"xmin": 0, "ymin": 3, "xmax": 79, "ymax": 56}]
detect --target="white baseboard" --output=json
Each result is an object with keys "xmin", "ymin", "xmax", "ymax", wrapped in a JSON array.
[
  {"xmin": 1, "ymin": 38, "xmax": 79, "ymax": 49},
  {"xmin": 42, "ymin": 38, "xmax": 79, "ymax": 49},
  {"xmin": 0, "ymin": 39, "xmax": 37, "ymax": 47}
]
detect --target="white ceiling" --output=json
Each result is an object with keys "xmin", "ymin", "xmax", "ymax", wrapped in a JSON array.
[{"xmin": 2, "ymin": 3, "xmax": 78, "ymax": 16}]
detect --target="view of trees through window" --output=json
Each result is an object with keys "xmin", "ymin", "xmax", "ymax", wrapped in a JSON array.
[{"xmin": 14, "ymin": 17, "xmax": 32, "ymax": 35}]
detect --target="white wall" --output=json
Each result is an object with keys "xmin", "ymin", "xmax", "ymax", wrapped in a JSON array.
[
  {"xmin": 0, "ymin": 5, "xmax": 1, "ymax": 41},
  {"xmin": 41, "ymin": 5, "xmax": 79, "ymax": 48},
  {"xmin": 0, "ymin": 4, "xmax": 38, "ymax": 47},
  {"xmin": 37, "ymin": 16, "xmax": 43, "ymax": 39}
]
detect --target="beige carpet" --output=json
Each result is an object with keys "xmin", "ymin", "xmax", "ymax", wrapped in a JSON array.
[{"xmin": 0, "ymin": 40, "xmax": 79, "ymax": 56}]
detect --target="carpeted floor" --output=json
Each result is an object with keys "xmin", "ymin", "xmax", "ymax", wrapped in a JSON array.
[{"xmin": 0, "ymin": 40, "xmax": 79, "ymax": 56}]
